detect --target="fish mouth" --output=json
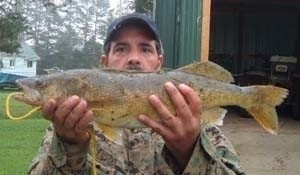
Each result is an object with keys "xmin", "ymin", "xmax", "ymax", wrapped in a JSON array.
[{"xmin": 13, "ymin": 80, "xmax": 42, "ymax": 106}]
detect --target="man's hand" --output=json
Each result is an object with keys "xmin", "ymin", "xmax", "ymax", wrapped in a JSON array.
[
  {"xmin": 42, "ymin": 95, "xmax": 93, "ymax": 144},
  {"xmin": 138, "ymin": 82, "xmax": 202, "ymax": 170}
]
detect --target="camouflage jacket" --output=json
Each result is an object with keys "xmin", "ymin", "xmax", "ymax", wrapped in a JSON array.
[{"xmin": 28, "ymin": 123, "xmax": 245, "ymax": 175}]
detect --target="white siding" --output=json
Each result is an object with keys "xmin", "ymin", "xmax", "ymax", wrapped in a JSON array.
[{"xmin": 1, "ymin": 56, "xmax": 37, "ymax": 77}]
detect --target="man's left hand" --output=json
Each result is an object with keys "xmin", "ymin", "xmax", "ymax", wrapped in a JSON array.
[{"xmin": 138, "ymin": 82, "xmax": 202, "ymax": 170}]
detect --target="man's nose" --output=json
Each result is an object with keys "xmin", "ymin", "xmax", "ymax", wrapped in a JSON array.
[
  {"xmin": 127, "ymin": 51, "xmax": 140, "ymax": 65},
  {"xmin": 128, "ymin": 57, "xmax": 140, "ymax": 65}
]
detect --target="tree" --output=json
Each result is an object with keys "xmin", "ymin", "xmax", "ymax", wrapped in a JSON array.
[
  {"xmin": 113, "ymin": 0, "xmax": 135, "ymax": 17},
  {"xmin": 0, "ymin": 1, "xmax": 27, "ymax": 53},
  {"xmin": 2, "ymin": 0, "xmax": 130, "ymax": 71},
  {"xmin": 135, "ymin": 0, "xmax": 153, "ymax": 15}
]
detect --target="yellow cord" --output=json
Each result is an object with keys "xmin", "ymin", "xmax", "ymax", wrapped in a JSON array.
[
  {"xmin": 90, "ymin": 129, "xmax": 97, "ymax": 175},
  {"xmin": 5, "ymin": 92, "xmax": 41, "ymax": 120}
]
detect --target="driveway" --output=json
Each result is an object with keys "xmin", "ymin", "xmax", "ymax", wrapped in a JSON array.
[{"xmin": 221, "ymin": 111, "xmax": 300, "ymax": 175}]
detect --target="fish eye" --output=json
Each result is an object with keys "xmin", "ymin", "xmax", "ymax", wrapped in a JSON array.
[{"xmin": 35, "ymin": 79, "xmax": 45, "ymax": 87}]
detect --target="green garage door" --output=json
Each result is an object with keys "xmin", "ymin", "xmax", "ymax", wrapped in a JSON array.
[{"xmin": 155, "ymin": 0, "xmax": 202, "ymax": 68}]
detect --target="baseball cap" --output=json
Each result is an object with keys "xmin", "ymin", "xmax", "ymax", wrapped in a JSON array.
[{"xmin": 103, "ymin": 13, "xmax": 163, "ymax": 53}]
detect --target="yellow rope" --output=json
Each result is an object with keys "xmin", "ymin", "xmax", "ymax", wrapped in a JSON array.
[
  {"xmin": 5, "ymin": 92, "xmax": 41, "ymax": 120},
  {"xmin": 89, "ymin": 129, "xmax": 97, "ymax": 175}
]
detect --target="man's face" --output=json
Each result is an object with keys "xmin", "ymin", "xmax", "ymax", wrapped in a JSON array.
[{"xmin": 101, "ymin": 25, "xmax": 163, "ymax": 71}]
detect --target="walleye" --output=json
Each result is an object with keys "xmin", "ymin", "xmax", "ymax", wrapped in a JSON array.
[{"xmin": 13, "ymin": 61, "xmax": 288, "ymax": 142}]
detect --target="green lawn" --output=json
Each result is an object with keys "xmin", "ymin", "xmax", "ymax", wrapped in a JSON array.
[{"xmin": 0, "ymin": 91, "xmax": 50, "ymax": 174}]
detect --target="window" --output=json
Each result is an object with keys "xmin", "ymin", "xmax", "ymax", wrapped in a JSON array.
[
  {"xmin": 27, "ymin": 61, "xmax": 33, "ymax": 68},
  {"xmin": 9, "ymin": 60, "xmax": 15, "ymax": 67}
]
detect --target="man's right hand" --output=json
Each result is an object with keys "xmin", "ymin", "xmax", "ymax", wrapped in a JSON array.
[{"xmin": 42, "ymin": 95, "xmax": 93, "ymax": 144}]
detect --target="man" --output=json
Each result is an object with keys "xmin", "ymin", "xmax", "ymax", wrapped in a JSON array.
[{"xmin": 28, "ymin": 13, "xmax": 245, "ymax": 175}]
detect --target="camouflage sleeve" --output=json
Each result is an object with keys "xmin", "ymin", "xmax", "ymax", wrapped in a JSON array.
[
  {"xmin": 162, "ymin": 123, "xmax": 246, "ymax": 175},
  {"xmin": 28, "ymin": 125, "xmax": 90, "ymax": 175},
  {"xmin": 161, "ymin": 136, "xmax": 210, "ymax": 174},
  {"xmin": 199, "ymin": 123, "xmax": 245, "ymax": 175}
]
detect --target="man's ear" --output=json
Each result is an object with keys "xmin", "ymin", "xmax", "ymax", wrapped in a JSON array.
[
  {"xmin": 157, "ymin": 54, "xmax": 164, "ymax": 70},
  {"xmin": 100, "ymin": 55, "xmax": 108, "ymax": 68}
]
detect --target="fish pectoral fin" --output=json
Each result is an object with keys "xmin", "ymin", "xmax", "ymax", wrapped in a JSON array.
[
  {"xmin": 69, "ymin": 77, "xmax": 91, "ymax": 94},
  {"xmin": 95, "ymin": 123, "xmax": 123, "ymax": 145},
  {"xmin": 202, "ymin": 107, "xmax": 227, "ymax": 126},
  {"xmin": 176, "ymin": 61, "xmax": 234, "ymax": 83}
]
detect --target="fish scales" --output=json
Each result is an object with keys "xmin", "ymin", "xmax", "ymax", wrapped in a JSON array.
[{"xmin": 69, "ymin": 70, "xmax": 243, "ymax": 128}]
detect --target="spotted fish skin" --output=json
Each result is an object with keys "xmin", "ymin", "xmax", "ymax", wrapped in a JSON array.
[{"xmin": 14, "ymin": 61, "xmax": 288, "ymax": 135}]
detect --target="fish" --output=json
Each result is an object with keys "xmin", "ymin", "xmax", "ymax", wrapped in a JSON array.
[{"xmin": 13, "ymin": 61, "xmax": 288, "ymax": 143}]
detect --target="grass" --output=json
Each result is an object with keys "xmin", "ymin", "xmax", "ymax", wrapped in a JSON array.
[{"xmin": 0, "ymin": 90, "xmax": 50, "ymax": 174}]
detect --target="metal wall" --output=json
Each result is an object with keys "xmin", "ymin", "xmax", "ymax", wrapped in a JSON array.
[
  {"xmin": 212, "ymin": 13, "xmax": 298, "ymax": 55},
  {"xmin": 211, "ymin": 11, "xmax": 299, "ymax": 72},
  {"xmin": 155, "ymin": 0, "xmax": 202, "ymax": 68},
  {"xmin": 211, "ymin": 13, "xmax": 298, "ymax": 55},
  {"xmin": 243, "ymin": 14, "xmax": 298, "ymax": 55},
  {"xmin": 211, "ymin": 13, "xmax": 239, "ymax": 55}
]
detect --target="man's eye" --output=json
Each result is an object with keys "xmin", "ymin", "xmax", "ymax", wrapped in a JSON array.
[
  {"xmin": 35, "ymin": 79, "xmax": 45, "ymax": 87},
  {"xmin": 115, "ymin": 47, "xmax": 126, "ymax": 52},
  {"xmin": 142, "ymin": 48, "xmax": 151, "ymax": 53}
]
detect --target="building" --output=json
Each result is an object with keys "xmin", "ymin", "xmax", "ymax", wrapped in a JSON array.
[
  {"xmin": 155, "ymin": 0, "xmax": 300, "ymax": 118},
  {"xmin": 0, "ymin": 42, "xmax": 40, "ymax": 77}
]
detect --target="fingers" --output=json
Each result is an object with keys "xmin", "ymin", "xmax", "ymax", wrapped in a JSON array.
[
  {"xmin": 53, "ymin": 96, "xmax": 81, "ymax": 126},
  {"xmin": 74, "ymin": 110, "xmax": 93, "ymax": 134},
  {"xmin": 42, "ymin": 99, "xmax": 57, "ymax": 121},
  {"xmin": 146, "ymin": 82, "xmax": 202, "ymax": 165},
  {"xmin": 138, "ymin": 114, "xmax": 172, "ymax": 137},
  {"xmin": 142, "ymin": 94, "xmax": 177, "ymax": 139},
  {"xmin": 164, "ymin": 82, "xmax": 187, "ymax": 109},
  {"xmin": 178, "ymin": 83, "xmax": 202, "ymax": 117},
  {"xmin": 63, "ymin": 99, "xmax": 88, "ymax": 129},
  {"xmin": 164, "ymin": 82, "xmax": 193, "ymax": 120},
  {"xmin": 144, "ymin": 82, "xmax": 202, "ymax": 132},
  {"xmin": 41, "ymin": 96, "xmax": 93, "ymax": 144},
  {"xmin": 149, "ymin": 95, "xmax": 176, "ymax": 126}
]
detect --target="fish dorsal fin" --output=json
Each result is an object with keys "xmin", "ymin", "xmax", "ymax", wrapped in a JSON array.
[
  {"xmin": 94, "ymin": 123, "xmax": 123, "ymax": 145},
  {"xmin": 176, "ymin": 61, "xmax": 234, "ymax": 83},
  {"xmin": 202, "ymin": 107, "xmax": 227, "ymax": 126}
]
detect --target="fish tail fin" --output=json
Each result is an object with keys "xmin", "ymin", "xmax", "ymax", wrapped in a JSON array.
[{"xmin": 242, "ymin": 86, "xmax": 288, "ymax": 134}]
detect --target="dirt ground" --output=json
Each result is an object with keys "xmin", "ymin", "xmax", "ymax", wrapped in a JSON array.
[{"xmin": 220, "ymin": 110, "xmax": 300, "ymax": 175}]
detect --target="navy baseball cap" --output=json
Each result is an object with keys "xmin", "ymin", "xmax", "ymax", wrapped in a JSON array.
[{"xmin": 104, "ymin": 13, "xmax": 163, "ymax": 53}]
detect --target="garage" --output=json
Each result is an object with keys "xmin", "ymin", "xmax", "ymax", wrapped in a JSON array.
[
  {"xmin": 155, "ymin": 0, "xmax": 300, "ymax": 119},
  {"xmin": 210, "ymin": 0, "xmax": 300, "ymax": 119}
]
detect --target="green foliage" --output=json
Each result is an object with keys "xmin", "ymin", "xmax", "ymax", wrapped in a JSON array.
[
  {"xmin": 20, "ymin": 0, "xmax": 111, "ymax": 72},
  {"xmin": 71, "ymin": 38, "xmax": 103, "ymax": 69},
  {"xmin": 135, "ymin": 0, "xmax": 153, "ymax": 15},
  {"xmin": 0, "ymin": 0, "xmax": 147, "ymax": 71},
  {"xmin": 0, "ymin": 12, "xmax": 27, "ymax": 53},
  {"xmin": 36, "ymin": 34, "xmax": 103, "ymax": 74}
]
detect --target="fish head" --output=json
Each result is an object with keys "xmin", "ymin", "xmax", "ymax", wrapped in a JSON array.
[{"xmin": 13, "ymin": 73, "xmax": 88, "ymax": 106}]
